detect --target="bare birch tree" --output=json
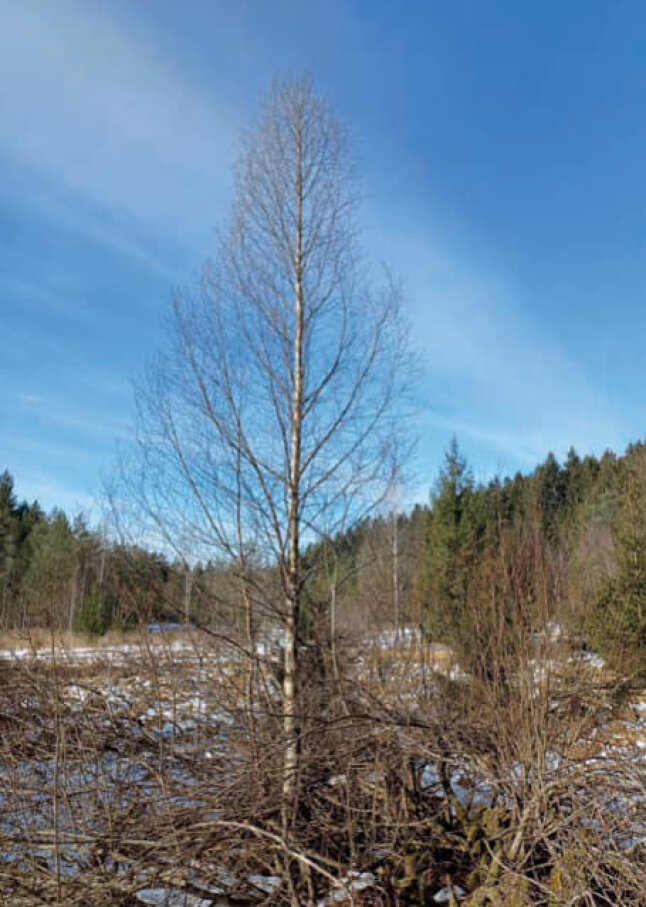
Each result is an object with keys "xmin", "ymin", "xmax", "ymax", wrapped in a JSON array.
[{"xmin": 121, "ymin": 76, "xmax": 408, "ymax": 822}]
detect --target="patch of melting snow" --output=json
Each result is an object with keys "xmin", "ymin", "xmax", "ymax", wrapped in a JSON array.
[
  {"xmin": 433, "ymin": 884, "xmax": 466, "ymax": 903},
  {"xmin": 368, "ymin": 627, "xmax": 421, "ymax": 649},
  {"xmin": 545, "ymin": 621, "xmax": 565, "ymax": 640},
  {"xmin": 450, "ymin": 774, "xmax": 494, "ymax": 810},
  {"xmin": 620, "ymin": 833, "xmax": 646, "ymax": 852},
  {"xmin": 0, "ymin": 638, "xmax": 197, "ymax": 663},
  {"xmin": 152, "ymin": 719, "xmax": 198, "ymax": 740},
  {"xmin": 574, "ymin": 651, "xmax": 605, "ymax": 669},
  {"xmin": 316, "ymin": 871, "xmax": 376, "ymax": 906},
  {"xmin": 419, "ymin": 763, "xmax": 495, "ymax": 810},
  {"xmin": 180, "ymin": 866, "xmax": 280, "ymax": 900},
  {"xmin": 328, "ymin": 774, "xmax": 347, "ymax": 786},
  {"xmin": 248, "ymin": 874, "xmax": 281, "ymax": 894},
  {"xmin": 420, "ymin": 763, "xmax": 442, "ymax": 791},
  {"xmin": 147, "ymin": 622, "xmax": 193, "ymax": 633},
  {"xmin": 530, "ymin": 658, "xmax": 559, "ymax": 683},
  {"xmin": 136, "ymin": 889, "xmax": 214, "ymax": 906},
  {"xmin": 65, "ymin": 683, "xmax": 91, "ymax": 703},
  {"xmin": 182, "ymin": 861, "xmax": 236, "ymax": 896}
]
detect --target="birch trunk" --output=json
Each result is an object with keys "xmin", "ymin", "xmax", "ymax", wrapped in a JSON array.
[{"xmin": 283, "ymin": 118, "xmax": 305, "ymax": 816}]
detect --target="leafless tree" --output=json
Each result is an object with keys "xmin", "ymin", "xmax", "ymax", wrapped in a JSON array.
[{"xmin": 119, "ymin": 76, "xmax": 408, "ymax": 822}]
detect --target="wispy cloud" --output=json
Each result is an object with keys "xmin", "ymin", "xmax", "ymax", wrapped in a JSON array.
[
  {"xmin": 0, "ymin": 273, "xmax": 103, "ymax": 327},
  {"xmin": 13, "ymin": 394, "xmax": 132, "ymax": 441},
  {"xmin": 0, "ymin": 0, "xmax": 630, "ymax": 506},
  {"xmin": 12, "ymin": 468, "xmax": 98, "ymax": 516},
  {"xmin": 0, "ymin": 0, "xmax": 238, "ymax": 238},
  {"xmin": 17, "ymin": 393, "xmax": 44, "ymax": 407},
  {"xmin": 378, "ymin": 225, "xmax": 626, "ymax": 472}
]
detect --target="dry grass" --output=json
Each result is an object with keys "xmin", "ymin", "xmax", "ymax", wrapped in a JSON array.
[
  {"xmin": 0, "ymin": 625, "xmax": 197, "ymax": 655},
  {"xmin": 0, "ymin": 628, "xmax": 644, "ymax": 905}
]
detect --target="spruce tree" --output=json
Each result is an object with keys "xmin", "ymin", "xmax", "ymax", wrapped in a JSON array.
[
  {"xmin": 0, "ymin": 471, "xmax": 19, "ymax": 624},
  {"xmin": 591, "ymin": 453, "xmax": 646, "ymax": 677},
  {"xmin": 424, "ymin": 437, "xmax": 475, "ymax": 645},
  {"xmin": 536, "ymin": 452, "xmax": 566, "ymax": 542}
]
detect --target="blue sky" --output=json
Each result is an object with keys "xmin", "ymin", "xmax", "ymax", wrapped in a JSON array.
[{"xmin": 1, "ymin": 0, "xmax": 646, "ymax": 515}]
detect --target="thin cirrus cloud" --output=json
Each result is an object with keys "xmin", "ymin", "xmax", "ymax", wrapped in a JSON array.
[
  {"xmin": 382, "ymin": 228, "xmax": 626, "ymax": 474},
  {"xmin": 17, "ymin": 394, "xmax": 44, "ymax": 407},
  {"xmin": 0, "ymin": 0, "xmax": 630, "ymax": 512},
  {"xmin": 0, "ymin": 0, "xmax": 238, "ymax": 514},
  {"xmin": 0, "ymin": 0, "xmax": 238, "ymax": 239},
  {"xmin": 10, "ymin": 469, "xmax": 98, "ymax": 516},
  {"xmin": 1, "ymin": 273, "xmax": 105, "ymax": 328},
  {"xmin": 17, "ymin": 399, "xmax": 133, "ymax": 442},
  {"xmin": 420, "ymin": 299, "xmax": 624, "ymax": 469}
]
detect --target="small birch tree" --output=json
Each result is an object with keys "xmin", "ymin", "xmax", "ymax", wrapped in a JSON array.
[{"xmin": 122, "ymin": 76, "xmax": 408, "ymax": 821}]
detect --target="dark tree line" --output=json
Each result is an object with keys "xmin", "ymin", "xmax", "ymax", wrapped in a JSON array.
[
  {"xmin": 0, "ymin": 469, "xmax": 290, "ymax": 638},
  {"xmin": 0, "ymin": 470, "xmax": 230, "ymax": 635},
  {"xmin": 300, "ymin": 439, "xmax": 645, "ymax": 678},
  {"xmin": 2, "ymin": 439, "xmax": 644, "ymax": 675}
]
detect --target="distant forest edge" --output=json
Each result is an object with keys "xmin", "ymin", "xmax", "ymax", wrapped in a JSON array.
[{"xmin": 1, "ymin": 438, "xmax": 644, "ymax": 677}]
